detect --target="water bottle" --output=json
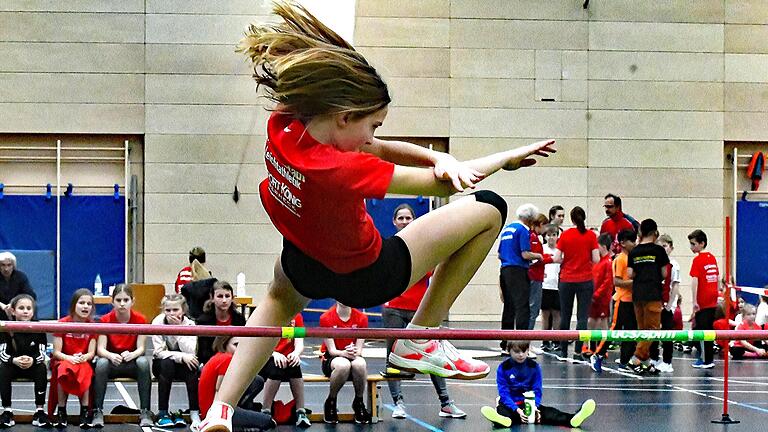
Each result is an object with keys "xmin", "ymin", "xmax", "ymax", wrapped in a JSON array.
[
  {"xmin": 94, "ymin": 274, "xmax": 103, "ymax": 296},
  {"xmin": 523, "ymin": 391, "xmax": 536, "ymax": 423},
  {"xmin": 236, "ymin": 272, "xmax": 246, "ymax": 297}
]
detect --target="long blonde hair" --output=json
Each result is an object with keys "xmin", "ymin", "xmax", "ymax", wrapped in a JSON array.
[{"xmin": 238, "ymin": 1, "xmax": 390, "ymax": 121}]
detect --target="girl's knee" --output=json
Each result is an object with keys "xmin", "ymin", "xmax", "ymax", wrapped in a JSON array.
[
  {"xmin": 472, "ymin": 190, "xmax": 507, "ymax": 225},
  {"xmin": 135, "ymin": 356, "xmax": 150, "ymax": 369},
  {"xmin": 94, "ymin": 357, "xmax": 110, "ymax": 372}
]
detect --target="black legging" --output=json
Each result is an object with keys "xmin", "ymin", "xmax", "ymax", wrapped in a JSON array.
[
  {"xmin": 695, "ymin": 307, "xmax": 716, "ymax": 364},
  {"xmin": 152, "ymin": 358, "xmax": 200, "ymax": 412},
  {"xmin": 558, "ymin": 281, "xmax": 594, "ymax": 357},
  {"xmin": 497, "ymin": 401, "xmax": 574, "ymax": 426},
  {"xmin": 0, "ymin": 362, "xmax": 47, "ymax": 407},
  {"xmin": 500, "ymin": 266, "xmax": 531, "ymax": 331}
]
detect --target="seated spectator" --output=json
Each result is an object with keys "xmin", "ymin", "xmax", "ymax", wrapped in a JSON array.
[
  {"xmin": 199, "ymin": 336, "xmax": 274, "ymax": 432},
  {"xmin": 712, "ymin": 303, "xmax": 732, "ymax": 351},
  {"xmin": 175, "ymin": 246, "xmax": 207, "ymax": 293},
  {"xmin": 181, "ymin": 260, "xmax": 217, "ymax": 320},
  {"xmin": 259, "ymin": 313, "xmax": 310, "ymax": 428},
  {"xmin": 731, "ymin": 304, "xmax": 768, "ymax": 359},
  {"xmin": 0, "ymin": 252, "xmax": 37, "ymax": 321},
  {"xmin": 196, "ymin": 281, "xmax": 246, "ymax": 365},
  {"xmin": 319, "ymin": 302, "xmax": 371, "ymax": 424},
  {"xmin": 49, "ymin": 289, "xmax": 97, "ymax": 428},
  {"xmin": 0, "ymin": 295, "xmax": 50, "ymax": 428},
  {"xmin": 92, "ymin": 285, "xmax": 152, "ymax": 427},
  {"xmin": 152, "ymin": 294, "xmax": 201, "ymax": 428}
]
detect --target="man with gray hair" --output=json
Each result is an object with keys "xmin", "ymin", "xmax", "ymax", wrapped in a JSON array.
[
  {"xmin": 0, "ymin": 252, "xmax": 36, "ymax": 320},
  {"xmin": 497, "ymin": 204, "xmax": 544, "ymax": 351}
]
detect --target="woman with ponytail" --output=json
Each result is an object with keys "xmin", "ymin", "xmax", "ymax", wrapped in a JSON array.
[
  {"xmin": 553, "ymin": 206, "xmax": 599, "ymax": 360},
  {"xmin": 200, "ymin": 3, "xmax": 556, "ymax": 430}
]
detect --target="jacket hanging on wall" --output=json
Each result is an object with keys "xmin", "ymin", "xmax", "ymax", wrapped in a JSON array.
[{"xmin": 746, "ymin": 151, "xmax": 764, "ymax": 191}]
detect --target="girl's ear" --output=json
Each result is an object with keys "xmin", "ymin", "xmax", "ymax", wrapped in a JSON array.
[{"xmin": 335, "ymin": 112, "xmax": 351, "ymax": 128}]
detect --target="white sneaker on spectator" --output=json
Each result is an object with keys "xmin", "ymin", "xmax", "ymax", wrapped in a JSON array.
[
  {"xmin": 530, "ymin": 345, "xmax": 544, "ymax": 355},
  {"xmin": 391, "ymin": 401, "xmax": 406, "ymax": 419}
]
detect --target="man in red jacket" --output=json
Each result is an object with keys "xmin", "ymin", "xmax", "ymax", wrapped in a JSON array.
[{"xmin": 600, "ymin": 194, "xmax": 635, "ymax": 255}]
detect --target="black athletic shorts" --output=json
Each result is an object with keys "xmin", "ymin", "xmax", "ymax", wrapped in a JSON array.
[
  {"xmin": 320, "ymin": 352, "xmax": 354, "ymax": 380},
  {"xmin": 258, "ymin": 356, "xmax": 302, "ymax": 382},
  {"xmin": 541, "ymin": 289, "xmax": 561, "ymax": 311},
  {"xmin": 281, "ymin": 237, "xmax": 412, "ymax": 309}
]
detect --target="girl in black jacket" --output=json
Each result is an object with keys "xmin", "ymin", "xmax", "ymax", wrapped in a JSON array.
[
  {"xmin": 0, "ymin": 294, "xmax": 51, "ymax": 428},
  {"xmin": 196, "ymin": 281, "xmax": 246, "ymax": 365}
]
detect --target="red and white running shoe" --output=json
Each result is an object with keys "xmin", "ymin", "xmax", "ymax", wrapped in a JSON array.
[
  {"xmin": 388, "ymin": 339, "xmax": 489, "ymax": 380},
  {"xmin": 198, "ymin": 401, "xmax": 233, "ymax": 432}
]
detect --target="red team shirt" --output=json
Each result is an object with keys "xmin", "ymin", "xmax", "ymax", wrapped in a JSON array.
[
  {"xmin": 175, "ymin": 266, "xmax": 192, "ymax": 293},
  {"xmin": 591, "ymin": 253, "xmax": 613, "ymax": 317},
  {"xmin": 384, "ymin": 271, "xmax": 433, "ymax": 311},
  {"xmin": 527, "ymin": 231, "xmax": 552, "ymax": 282},
  {"xmin": 259, "ymin": 112, "xmax": 395, "ymax": 274},
  {"xmin": 53, "ymin": 315, "xmax": 96, "ymax": 355},
  {"xmin": 319, "ymin": 305, "xmax": 368, "ymax": 354},
  {"xmin": 689, "ymin": 251, "xmax": 719, "ymax": 310},
  {"xmin": 199, "ymin": 352, "xmax": 233, "ymax": 416},
  {"xmin": 99, "ymin": 309, "xmax": 147, "ymax": 352},
  {"xmin": 557, "ymin": 228, "xmax": 598, "ymax": 283},
  {"xmin": 274, "ymin": 313, "xmax": 304, "ymax": 356}
]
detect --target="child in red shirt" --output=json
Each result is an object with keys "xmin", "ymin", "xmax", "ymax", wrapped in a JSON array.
[
  {"xmin": 731, "ymin": 304, "xmax": 768, "ymax": 359},
  {"xmin": 319, "ymin": 302, "xmax": 370, "ymax": 424},
  {"xmin": 587, "ymin": 234, "xmax": 614, "ymax": 372},
  {"xmin": 199, "ymin": 336, "xmax": 274, "ymax": 432},
  {"xmin": 688, "ymin": 229, "xmax": 720, "ymax": 369},
  {"xmin": 92, "ymin": 285, "xmax": 151, "ymax": 427},
  {"xmin": 49, "ymin": 289, "xmax": 97, "ymax": 428},
  {"xmin": 202, "ymin": 4, "xmax": 556, "ymax": 431}
]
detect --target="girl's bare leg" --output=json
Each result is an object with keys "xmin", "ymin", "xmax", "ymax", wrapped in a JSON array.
[
  {"xmin": 215, "ymin": 259, "xmax": 309, "ymax": 407},
  {"xmin": 396, "ymin": 194, "xmax": 504, "ymax": 326}
]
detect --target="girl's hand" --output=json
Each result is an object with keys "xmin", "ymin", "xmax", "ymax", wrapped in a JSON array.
[
  {"xmin": 433, "ymin": 154, "xmax": 484, "ymax": 192},
  {"xmin": 286, "ymin": 352, "xmax": 301, "ymax": 367},
  {"xmin": 272, "ymin": 352, "xmax": 288, "ymax": 368},
  {"xmin": 182, "ymin": 354, "xmax": 200, "ymax": 370},
  {"xmin": 71, "ymin": 353, "xmax": 84, "ymax": 364},
  {"xmin": 122, "ymin": 351, "xmax": 140, "ymax": 362},
  {"xmin": 109, "ymin": 353, "xmax": 123, "ymax": 366},
  {"xmin": 502, "ymin": 140, "xmax": 556, "ymax": 171},
  {"xmin": 166, "ymin": 315, "xmax": 182, "ymax": 325}
]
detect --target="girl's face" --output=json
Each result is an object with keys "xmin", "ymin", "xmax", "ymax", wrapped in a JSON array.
[
  {"xmin": 533, "ymin": 223, "xmax": 544, "ymax": 234},
  {"xmin": 744, "ymin": 311, "xmax": 756, "ymax": 324},
  {"xmin": 545, "ymin": 231, "xmax": 559, "ymax": 247},
  {"xmin": 75, "ymin": 295, "xmax": 93, "ymax": 320},
  {"xmin": 112, "ymin": 291, "xmax": 134, "ymax": 313},
  {"xmin": 393, "ymin": 209, "xmax": 414, "ymax": 231},
  {"xmin": 163, "ymin": 301, "xmax": 185, "ymax": 320},
  {"xmin": 553, "ymin": 210, "xmax": 565, "ymax": 226},
  {"xmin": 331, "ymin": 107, "xmax": 388, "ymax": 152},
  {"xmin": 738, "ymin": 297, "xmax": 745, "ymax": 311},
  {"xmin": 213, "ymin": 288, "xmax": 233, "ymax": 311},
  {"xmin": 659, "ymin": 241, "xmax": 673, "ymax": 256},
  {"xmin": 226, "ymin": 337, "xmax": 239, "ymax": 353},
  {"xmin": 11, "ymin": 299, "xmax": 34, "ymax": 321}
]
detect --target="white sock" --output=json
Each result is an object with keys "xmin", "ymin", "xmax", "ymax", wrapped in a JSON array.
[
  {"xmin": 405, "ymin": 323, "xmax": 436, "ymax": 343},
  {"xmin": 190, "ymin": 410, "xmax": 201, "ymax": 423}
]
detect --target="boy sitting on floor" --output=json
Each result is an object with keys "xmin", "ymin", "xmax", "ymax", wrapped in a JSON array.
[{"xmin": 481, "ymin": 340, "xmax": 596, "ymax": 428}]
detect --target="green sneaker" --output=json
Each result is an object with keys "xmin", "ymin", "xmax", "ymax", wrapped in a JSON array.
[
  {"xmin": 570, "ymin": 399, "xmax": 596, "ymax": 428},
  {"xmin": 481, "ymin": 406, "xmax": 511, "ymax": 427}
]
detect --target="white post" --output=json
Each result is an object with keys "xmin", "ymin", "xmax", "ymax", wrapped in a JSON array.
[
  {"xmin": 56, "ymin": 139, "xmax": 61, "ymax": 318},
  {"xmin": 124, "ymin": 140, "xmax": 129, "ymax": 283}
]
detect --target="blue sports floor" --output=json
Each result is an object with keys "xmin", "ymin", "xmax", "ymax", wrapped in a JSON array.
[{"xmin": 7, "ymin": 324, "xmax": 768, "ymax": 431}]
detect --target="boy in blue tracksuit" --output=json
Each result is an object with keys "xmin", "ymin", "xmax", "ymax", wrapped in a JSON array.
[{"xmin": 481, "ymin": 340, "xmax": 596, "ymax": 428}]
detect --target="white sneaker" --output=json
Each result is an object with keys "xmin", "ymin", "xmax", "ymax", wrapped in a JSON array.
[
  {"xmin": 389, "ymin": 339, "xmax": 490, "ymax": 379},
  {"xmin": 530, "ymin": 345, "xmax": 544, "ymax": 355},
  {"xmin": 527, "ymin": 350, "xmax": 537, "ymax": 358},
  {"xmin": 198, "ymin": 401, "xmax": 234, "ymax": 432},
  {"xmin": 391, "ymin": 401, "xmax": 406, "ymax": 419},
  {"xmin": 658, "ymin": 362, "xmax": 674, "ymax": 373}
]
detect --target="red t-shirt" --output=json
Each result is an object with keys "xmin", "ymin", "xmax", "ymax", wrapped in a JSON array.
[
  {"xmin": 733, "ymin": 321, "xmax": 762, "ymax": 347},
  {"xmin": 713, "ymin": 318, "xmax": 732, "ymax": 348},
  {"xmin": 99, "ymin": 309, "xmax": 147, "ymax": 353},
  {"xmin": 527, "ymin": 231, "xmax": 552, "ymax": 282},
  {"xmin": 259, "ymin": 112, "xmax": 395, "ymax": 274},
  {"xmin": 175, "ymin": 266, "xmax": 192, "ymax": 293},
  {"xmin": 690, "ymin": 251, "xmax": 719, "ymax": 309},
  {"xmin": 199, "ymin": 352, "xmax": 233, "ymax": 417},
  {"xmin": 274, "ymin": 314, "xmax": 304, "ymax": 356},
  {"xmin": 217, "ymin": 316, "xmax": 232, "ymax": 327},
  {"xmin": 384, "ymin": 272, "xmax": 432, "ymax": 311},
  {"xmin": 319, "ymin": 306, "xmax": 368, "ymax": 354},
  {"xmin": 600, "ymin": 212, "xmax": 635, "ymax": 255},
  {"xmin": 592, "ymin": 254, "xmax": 613, "ymax": 305},
  {"xmin": 53, "ymin": 315, "xmax": 96, "ymax": 355},
  {"xmin": 557, "ymin": 228, "xmax": 598, "ymax": 283}
]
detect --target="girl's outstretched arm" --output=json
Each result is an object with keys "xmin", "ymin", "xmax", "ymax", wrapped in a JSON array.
[{"xmin": 386, "ymin": 140, "xmax": 556, "ymax": 196}]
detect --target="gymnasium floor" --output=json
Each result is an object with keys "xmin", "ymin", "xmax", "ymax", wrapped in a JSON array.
[{"xmin": 8, "ymin": 325, "xmax": 768, "ymax": 431}]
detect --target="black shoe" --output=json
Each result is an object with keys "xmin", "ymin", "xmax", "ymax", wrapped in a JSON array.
[
  {"xmin": 0, "ymin": 410, "xmax": 14, "ymax": 428},
  {"xmin": 323, "ymin": 397, "xmax": 338, "ymax": 424},
  {"xmin": 33, "ymin": 409, "xmax": 52, "ymax": 428},
  {"xmin": 352, "ymin": 398, "xmax": 371, "ymax": 424},
  {"xmin": 630, "ymin": 362, "xmax": 647, "ymax": 375},
  {"xmin": 79, "ymin": 406, "xmax": 90, "ymax": 428},
  {"xmin": 54, "ymin": 407, "xmax": 67, "ymax": 429}
]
